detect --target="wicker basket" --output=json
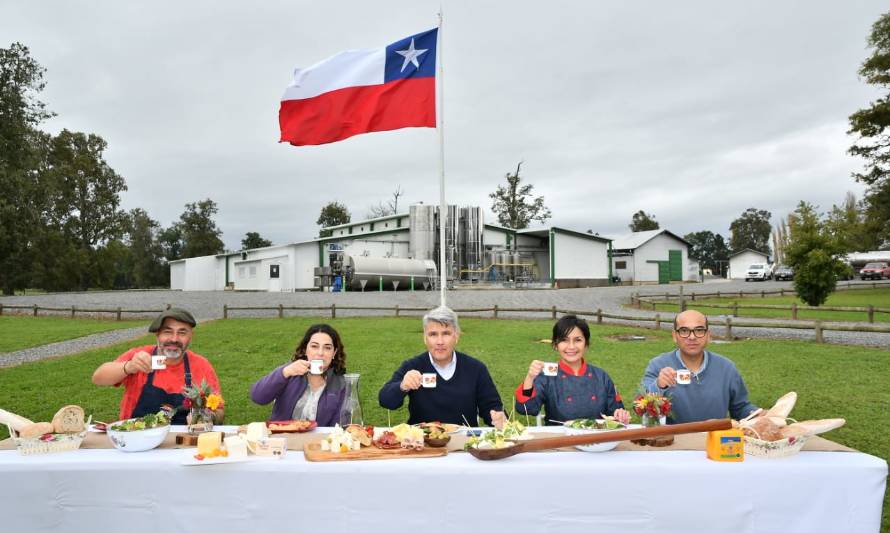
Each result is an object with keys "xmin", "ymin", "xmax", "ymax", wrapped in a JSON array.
[
  {"xmin": 6, "ymin": 424, "xmax": 88, "ymax": 456},
  {"xmin": 744, "ymin": 434, "xmax": 809, "ymax": 458}
]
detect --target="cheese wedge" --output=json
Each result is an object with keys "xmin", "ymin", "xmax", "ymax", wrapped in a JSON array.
[
  {"xmin": 197, "ymin": 432, "xmax": 222, "ymax": 456},
  {"xmin": 245, "ymin": 422, "xmax": 269, "ymax": 441}
]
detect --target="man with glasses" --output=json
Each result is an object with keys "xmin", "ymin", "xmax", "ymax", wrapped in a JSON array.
[{"xmin": 641, "ymin": 310, "xmax": 757, "ymax": 423}]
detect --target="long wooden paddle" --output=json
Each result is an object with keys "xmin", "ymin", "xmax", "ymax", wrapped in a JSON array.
[{"xmin": 466, "ymin": 418, "xmax": 732, "ymax": 461}]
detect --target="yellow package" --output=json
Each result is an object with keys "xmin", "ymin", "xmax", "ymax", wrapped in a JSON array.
[{"xmin": 706, "ymin": 429, "xmax": 744, "ymax": 462}]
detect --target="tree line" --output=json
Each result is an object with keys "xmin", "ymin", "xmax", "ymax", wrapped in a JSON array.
[{"xmin": 0, "ymin": 43, "xmax": 274, "ymax": 295}]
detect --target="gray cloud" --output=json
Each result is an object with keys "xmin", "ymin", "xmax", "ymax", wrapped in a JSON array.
[{"xmin": 6, "ymin": 1, "xmax": 883, "ymax": 249}]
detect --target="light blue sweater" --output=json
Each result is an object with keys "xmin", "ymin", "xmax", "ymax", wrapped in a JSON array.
[{"xmin": 641, "ymin": 350, "xmax": 757, "ymax": 423}]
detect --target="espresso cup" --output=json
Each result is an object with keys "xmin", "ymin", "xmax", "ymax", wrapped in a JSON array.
[
  {"xmin": 309, "ymin": 359, "xmax": 324, "ymax": 375},
  {"xmin": 151, "ymin": 355, "xmax": 167, "ymax": 370},
  {"xmin": 542, "ymin": 362, "xmax": 559, "ymax": 376},
  {"xmin": 676, "ymin": 369, "xmax": 692, "ymax": 385},
  {"xmin": 422, "ymin": 373, "xmax": 437, "ymax": 388}
]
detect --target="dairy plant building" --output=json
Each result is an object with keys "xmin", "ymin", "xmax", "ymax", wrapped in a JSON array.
[{"xmin": 169, "ymin": 204, "xmax": 614, "ymax": 291}]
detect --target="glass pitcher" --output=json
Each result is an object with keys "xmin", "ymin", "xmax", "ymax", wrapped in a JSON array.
[{"xmin": 338, "ymin": 373, "xmax": 364, "ymax": 426}]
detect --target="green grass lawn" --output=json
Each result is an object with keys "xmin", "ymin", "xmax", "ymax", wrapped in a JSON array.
[
  {"xmin": 0, "ymin": 316, "xmax": 887, "ymax": 528},
  {"xmin": 0, "ymin": 316, "xmax": 148, "ymax": 352},
  {"xmin": 649, "ymin": 287, "xmax": 890, "ymax": 323}
]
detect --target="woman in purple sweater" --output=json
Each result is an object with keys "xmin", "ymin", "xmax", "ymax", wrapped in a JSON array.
[{"xmin": 250, "ymin": 324, "xmax": 347, "ymax": 425}]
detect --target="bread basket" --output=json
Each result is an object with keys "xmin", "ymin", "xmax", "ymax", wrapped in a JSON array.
[
  {"xmin": 743, "ymin": 420, "xmax": 808, "ymax": 459},
  {"xmin": 6, "ymin": 417, "xmax": 90, "ymax": 456}
]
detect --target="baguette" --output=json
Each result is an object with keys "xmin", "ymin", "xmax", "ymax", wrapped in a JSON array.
[
  {"xmin": 52, "ymin": 405, "xmax": 85, "ymax": 433},
  {"xmin": 18, "ymin": 422, "xmax": 54, "ymax": 438},
  {"xmin": 0, "ymin": 408, "xmax": 34, "ymax": 433}
]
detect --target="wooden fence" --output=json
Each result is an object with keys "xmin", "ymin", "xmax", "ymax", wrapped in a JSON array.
[
  {"xmin": 0, "ymin": 303, "xmax": 171, "ymax": 320},
  {"xmin": 631, "ymin": 286, "xmax": 890, "ymax": 323},
  {"xmin": 221, "ymin": 303, "xmax": 890, "ymax": 343}
]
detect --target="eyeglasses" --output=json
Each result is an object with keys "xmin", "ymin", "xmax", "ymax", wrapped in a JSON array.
[{"xmin": 675, "ymin": 327, "xmax": 708, "ymax": 338}]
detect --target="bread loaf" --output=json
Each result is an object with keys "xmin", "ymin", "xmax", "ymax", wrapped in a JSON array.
[
  {"xmin": 52, "ymin": 405, "xmax": 85, "ymax": 433},
  {"xmin": 0, "ymin": 408, "xmax": 34, "ymax": 433},
  {"xmin": 18, "ymin": 422, "xmax": 54, "ymax": 438}
]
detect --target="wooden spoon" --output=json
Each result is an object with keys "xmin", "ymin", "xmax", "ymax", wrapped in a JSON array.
[{"xmin": 466, "ymin": 418, "xmax": 732, "ymax": 461}]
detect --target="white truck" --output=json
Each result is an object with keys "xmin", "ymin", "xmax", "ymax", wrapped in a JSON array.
[{"xmin": 745, "ymin": 263, "xmax": 772, "ymax": 281}]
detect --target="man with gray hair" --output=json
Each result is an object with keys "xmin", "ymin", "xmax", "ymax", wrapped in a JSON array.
[{"xmin": 378, "ymin": 306, "xmax": 506, "ymax": 427}]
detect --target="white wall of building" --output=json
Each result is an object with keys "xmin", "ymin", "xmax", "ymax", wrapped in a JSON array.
[
  {"xmin": 170, "ymin": 261, "xmax": 185, "ymax": 290},
  {"xmin": 294, "ymin": 242, "xmax": 319, "ymax": 290},
  {"xmin": 612, "ymin": 233, "xmax": 689, "ymax": 284},
  {"xmin": 553, "ymin": 232, "xmax": 610, "ymax": 279},
  {"xmin": 729, "ymin": 251, "xmax": 769, "ymax": 280},
  {"xmin": 483, "ymin": 227, "xmax": 510, "ymax": 248},
  {"xmin": 176, "ymin": 255, "xmax": 218, "ymax": 291}
]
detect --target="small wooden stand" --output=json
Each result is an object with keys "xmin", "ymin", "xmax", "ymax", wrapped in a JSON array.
[{"xmin": 175, "ymin": 434, "xmax": 200, "ymax": 446}]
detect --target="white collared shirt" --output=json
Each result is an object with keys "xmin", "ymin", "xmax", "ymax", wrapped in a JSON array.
[{"xmin": 428, "ymin": 351, "xmax": 457, "ymax": 381}]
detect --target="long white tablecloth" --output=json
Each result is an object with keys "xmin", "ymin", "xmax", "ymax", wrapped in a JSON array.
[{"xmin": 0, "ymin": 436, "xmax": 885, "ymax": 533}]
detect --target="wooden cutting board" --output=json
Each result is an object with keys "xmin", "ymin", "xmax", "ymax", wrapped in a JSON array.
[{"xmin": 303, "ymin": 441, "xmax": 448, "ymax": 462}]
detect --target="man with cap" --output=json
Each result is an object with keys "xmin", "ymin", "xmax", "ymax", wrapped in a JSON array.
[{"xmin": 92, "ymin": 308, "xmax": 224, "ymax": 424}]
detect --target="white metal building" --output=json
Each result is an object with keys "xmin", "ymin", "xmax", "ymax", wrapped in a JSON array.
[
  {"xmin": 170, "ymin": 206, "xmax": 614, "ymax": 291},
  {"xmin": 609, "ymin": 229, "xmax": 694, "ymax": 284},
  {"xmin": 728, "ymin": 249, "xmax": 770, "ymax": 280}
]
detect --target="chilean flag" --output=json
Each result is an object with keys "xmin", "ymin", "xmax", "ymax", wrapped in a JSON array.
[{"xmin": 279, "ymin": 29, "xmax": 438, "ymax": 146}]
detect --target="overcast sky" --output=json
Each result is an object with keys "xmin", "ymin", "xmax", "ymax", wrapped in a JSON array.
[{"xmin": 5, "ymin": 1, "xmax": 886, "ymax": 250}]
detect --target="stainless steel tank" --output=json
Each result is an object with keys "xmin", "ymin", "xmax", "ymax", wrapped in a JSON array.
[
  {"xmin": 409, "ymin": 204, "xmax": 436, "ymax": 261},
  {"xmin": 346, "ymin": 255, "xmax": 437, "ymax": 291}
]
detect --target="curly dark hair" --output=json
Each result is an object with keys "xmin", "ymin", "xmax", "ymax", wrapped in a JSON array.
[
  {"xmin": 292, "ymin": 324, "xmax": 347, "ymax": 375},
  {"xmin": 551, "ymin": 315, "xmax": 590, "ymax": 348}
]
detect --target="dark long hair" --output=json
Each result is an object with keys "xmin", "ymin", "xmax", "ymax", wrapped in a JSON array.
[
  {"xmin": 292, "ymin": 324, "xmax": 347, "ymax": 375},
  {"xmin": 551, "ymin": 315, "xmax": 590, "ymax": 348}
]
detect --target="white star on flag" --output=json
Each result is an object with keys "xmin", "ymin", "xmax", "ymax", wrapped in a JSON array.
[{"xmin": 395, "ymin": 38, "xmax": 428, "ymax": 72}]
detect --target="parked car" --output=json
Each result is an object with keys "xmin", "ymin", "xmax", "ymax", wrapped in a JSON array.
[
  {"xmin": 745, "ymin": 263, "xmax": 772, "ymax": 282},
  {"xmin": 859, "ymin": 262, "xmax": 890, "ymax": 280},
  {"xmin": 774, "ymin": 265, "xmax": 794, "ymax": 281}
]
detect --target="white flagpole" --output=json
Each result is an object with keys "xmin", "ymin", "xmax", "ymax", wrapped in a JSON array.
[{"xmin": 437, "ymin": 9, "xmax": 447, "ymax": 307}]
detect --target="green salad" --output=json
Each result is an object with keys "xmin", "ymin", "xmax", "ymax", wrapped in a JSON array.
[
  {"xmin": 110, "ymin": 412, "xmax": 170, "ymax": 432},
  {"xmin": 565, "ymin": 418, "xmax": 625, "ymax": 430}
]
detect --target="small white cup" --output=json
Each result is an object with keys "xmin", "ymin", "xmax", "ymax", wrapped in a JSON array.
[
  {"xmin": 309, "ymin": 359, "xmax": 324, "ymax": 375},
  {"xmin": 422, "ymin": 373, "xmax": 437, "ymax": 388},
  {"xmin": 542, "ymin": 362, "xmax": 559, "ymax": 376},
  {"xmin": 151, "ymin": 355, "xmax": 167, "ymax": 370},
  {"xmin": 676, "ymin": 369, "xmax": 692, "ymax": 385}
]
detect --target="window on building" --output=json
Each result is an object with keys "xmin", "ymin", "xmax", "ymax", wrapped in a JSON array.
[
  {"xmin": 238, "ymin": 267, "xmax": 246, "ymax": 278},
  {"xmin": 249, "ymin": 266, "xmax": 257, "ymax": 278},
  {"xmin": 615, "ymin": 261, "xmax": 627, "ymax": 269},
  {"xmin": 270, "ymin": 265, "xmax": 279, "ymax": 278}
]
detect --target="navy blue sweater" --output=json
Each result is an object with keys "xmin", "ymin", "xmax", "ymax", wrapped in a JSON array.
[{"xmin": 378, "ymin": 351, "xmax": 504, "ymax": 426}]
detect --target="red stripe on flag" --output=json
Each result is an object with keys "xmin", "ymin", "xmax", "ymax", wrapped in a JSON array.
[{"xmin": 279, "ymin": 77, "xmax": 435, "ymax": 146}]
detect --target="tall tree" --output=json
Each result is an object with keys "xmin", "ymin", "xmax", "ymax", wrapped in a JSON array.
[
  {"xmin": 785, "ymin": 202, "xmax": 846, "ymax": 306},
  {"xmin": 848, "ymin": 12, "xmax": 890, "ymax": 246},
  {"xmin": 125, "ymin": 208, "xmax": 166, "ymax": 288},
  {"xmin": 179, "ymin": 199, "xmax": 225, "ymax": 258},
  {"xmin": 0, "ymin": 43, "xmax": 55, "ymax": 294},
  {"xmin": 367, "ymin": 185, "xmax": 404, "ymax": 219},
  {"xmin": 825, "ymin": 192, "xmax": 874, "ymax": 253},
  {"xmin": 771, "ymin": 218, "xmax": 789, "ymax": 265},
  {"xmin": 629, "ymin": 210, "xmax": 660, "ymax": 232},
  {"xmin": 45, "ymin": 129, "xmax": 127, "ymax": 289},
  {"xmin": 242, "ymin": 231, "xmax": 272, "ymax": 250},
  {"xmin": 683, "ymin": 230, "xmax": 730, "ymax": 274},
  {"xmin": 317, "ymin": 201, "xmax": 351, "ymax": 237},
  {"xmin": 489, "ymin": 161, "xmax": 551, "ymax": 229},
  {"xmin": 729, "ymin": 208, "xmax": 772, "ymax": 254}
]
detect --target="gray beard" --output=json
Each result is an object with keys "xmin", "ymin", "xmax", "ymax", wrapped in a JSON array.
[{"xmin": 158, "ymin": 342, "xmax": 187, "ymax": 360}]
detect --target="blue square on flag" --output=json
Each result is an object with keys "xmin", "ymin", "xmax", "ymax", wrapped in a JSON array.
[{"xmin": 384, "ymin": 28, "xmax": 438, "ymax": 82}]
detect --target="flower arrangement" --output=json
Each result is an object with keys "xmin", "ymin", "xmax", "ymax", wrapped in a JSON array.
[
  {"xmin": 182, "ymin": 378, "xmax": 223, "ymax": 432},
  {"xmin": 633, "ymin": 391, "xmax": 672, "ymax": 423}
]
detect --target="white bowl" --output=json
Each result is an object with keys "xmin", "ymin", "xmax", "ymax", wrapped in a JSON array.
[
  {"xmin": 107, "ymin": 419, "xmax": 171, "ymax": 452},
  {"xmin": 565, "ymin": 423, "xmax": 640, "ymax": 452}
]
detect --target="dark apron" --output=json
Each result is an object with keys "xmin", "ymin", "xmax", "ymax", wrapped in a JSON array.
[{"xmin": 131, "ymin": 348, "xmax": 192, "ymax": 424}]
